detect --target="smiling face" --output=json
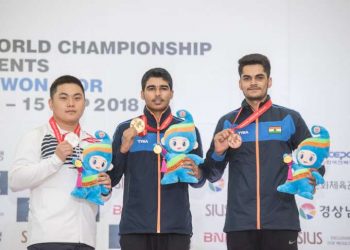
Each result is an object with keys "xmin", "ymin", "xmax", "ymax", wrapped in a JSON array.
[
  {"xmin": 297, "ymin": 149, "xmax": 317, "ymax": 166},
  {"xmin": 89, "ymin": 155, "xmax": 108, "ymax": 171},
  {"xmin": 168, "ymin": 136, "xmax": 190, "ymax": 153},
  {"xmin": 239, "ymin": 64, "xmax": 272, "ymax": 102},
  {"xmin": 49, "ymin": 83, "xmax": 85, "ymax": 130}
]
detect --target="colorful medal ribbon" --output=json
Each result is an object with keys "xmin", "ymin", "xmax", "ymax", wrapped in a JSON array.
[
  {"xmin": 49, "ymin": 116, "xmax": 81, "ymax": 143},
  {"xmin": 230, "ymin": 99, "xmax": 272, "ymax": 132}
]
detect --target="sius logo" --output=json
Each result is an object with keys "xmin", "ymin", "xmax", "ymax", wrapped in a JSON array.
[
  {"xmin": 137, "ymin": 139, "xmax": 149, "ymax": 144},
  {"xmin": 17, "ymin": 198, "xmax": 29, "ymax": 222},
  {"xmin": 109, "ymin": 224, "xmax": 120, "ymax": 249},
  {"xmin": 298, "ymin": 232, "xmax": 323, "ymax": 245},
  {"xmin": 0, "ymin": 171, "xmax": 8, "ymax": 195},
  {"xmin": 205, "ymin": 204, "xmax": 226, "ymax": 217}
]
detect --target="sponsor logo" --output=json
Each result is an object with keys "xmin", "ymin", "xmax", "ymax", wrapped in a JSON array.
[
  {"xmin": 320, "ymin": 205, "xmax": 350, "ymax": 218},
  {"xmin": 109, "ymin": 224, "xmax": 120, "ymax": 249},
  {"xmin": 137, "ymin": 139, "xmax": 149, "ymax": 144},
  {"xmin": 237, "ymin": 130, "xmax": 248, "ymax": 135},
  {"xmin": 21, "ymin": 231, "xmax": 28, "ymax": 243},
  {"xmin": 113, "ymin": 205, "xmax": 123, "ymax": 216},
  {"xmin": 318, "ymin": 180, "xmax": 350, "ymax": 190},
  {"xmin": 299, "ymin": 203, "xmax": 316, "ymax": 220},
  {"xmin": 17, "ymin": 198, "xmax": 29, "ymax": 222},
  {"xmin": 0, "ymin": 171, "xmax": 8, "ymax": 195},
  {"xmin": 208, "ymin": 178, "xmax": 225, "ymax": 192},
  {"xmin": 326, "ymin": 151, "xmax": 350, "ymax": 166},
  {"xmin": 298, "ymin": 231, "xmax": 323, "ymax": 245},
  {"xmin": 327, "ymin": 235, "xmax": 350, "ymax": 246},
  {"xmin": 268, "ymin": 126, "xmax": 282, "ymax": 134},
  {"xmin": 203, "ymin": 232, "xmax": 226, "ymax": 243},
  {"xmin": 205, "ymin": 204, "xmax": 226, "ymax": 217}
]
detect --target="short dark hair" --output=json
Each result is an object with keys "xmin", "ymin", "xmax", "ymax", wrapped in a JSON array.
[
  {"xmin": 50, "ymin": 75, "xmax": 85, "ymax": 98},
  {"xmin": 141, "ymin": 68, "xmax": 173, "ymax": 91},
  {"xmin": 238, "ymin": 53, "xmax": 271, "ymax": 78}
]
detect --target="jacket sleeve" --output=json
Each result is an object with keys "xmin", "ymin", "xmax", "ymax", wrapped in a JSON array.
[
  {"xmin": 107, "ymin": 123, "xmax": 128, "ymax": 187},
  {"xmin": 199, "ymin": 117, "xmax": 229, "ymax": 183},
  {"xmin": 9, "ymin": 128, "xmax": 63, "ymax": 192},
  {"xmin": 190, "ymin": 127, "xmax": 206, "ymax": 188}
]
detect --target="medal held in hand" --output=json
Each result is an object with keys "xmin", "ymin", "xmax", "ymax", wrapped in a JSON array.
[
  {"xmin": 64, "ymin": 132, "xmax": 80, "ymax": 148},
  {"xmin": 227, "ymin": 132, "xmax": 242, "ymax": 148},
  {"xmin": 130, "ymin": 118, "xmax": 145, "ymax": 133}
]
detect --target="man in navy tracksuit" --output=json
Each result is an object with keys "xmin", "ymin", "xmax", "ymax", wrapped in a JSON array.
[
  {"xmin": 108, "ymin": 68, "xmax": 205, "ymax": 250},
  {"xmin": 201, "ymin": 54, "xmax": 324, "ymax": 250}
]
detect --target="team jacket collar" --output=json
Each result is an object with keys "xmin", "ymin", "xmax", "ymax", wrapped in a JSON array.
[
  {"xmin": 143, "ymin": 106, "xmax": 173, "ymax": 131},
  {"xmin": 241, "ymin": 95, "xmax": 271, "ymax": 110}
]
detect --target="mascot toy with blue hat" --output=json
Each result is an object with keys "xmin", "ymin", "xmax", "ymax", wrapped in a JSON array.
[
  {"xmin": 157, "ymin": 110, "xmax": 204, "ymax": 185},
  {"xmin": 277, "ymin": 125, "xmax": 330, "ymax": 199},
  {"xmin": 71, "ymin": 130, "xmax": 113, "ymax": 205}
]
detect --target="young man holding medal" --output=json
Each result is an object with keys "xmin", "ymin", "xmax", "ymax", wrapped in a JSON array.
[
  {"xmin": 9, "ymin": 75, "xmax": 111, "ymax": 250},
  {"xmin": 201, "ymin": 54, "xmax": 323, "ymax": 250},
  {"xmin": 108, "ymin": 67, "xmax": 205, "ymax": 250}
]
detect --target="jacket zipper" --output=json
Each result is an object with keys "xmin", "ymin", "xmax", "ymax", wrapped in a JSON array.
[{"xmin": 255, "ymin": 117, "xmax": 261, "ymax": 229}]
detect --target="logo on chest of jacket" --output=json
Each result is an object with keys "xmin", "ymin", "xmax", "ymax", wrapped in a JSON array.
[
  {"xmin": 237, "ymin": 130, "xmax": 249, "ymax": 135},
  {"xmin": 268, "ymin": 126, "xmax": 282, "ymax": 134},
  {"xmin": 137, "ymin": 139, "xmax": 149, "ymax": 144}
]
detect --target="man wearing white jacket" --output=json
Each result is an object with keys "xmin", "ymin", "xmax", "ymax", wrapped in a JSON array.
[{"xmin": 9, "ymin": 75, "xmax": 111, "ymax": 250}]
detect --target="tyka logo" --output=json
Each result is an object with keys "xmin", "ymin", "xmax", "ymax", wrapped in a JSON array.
[
  {"xmin": 17, "ymin": 198, "xmax": 29, "ymax": 222},
  {"xmin": 109, "ymin": 224, "xmax": 120, "ymax": 249}
]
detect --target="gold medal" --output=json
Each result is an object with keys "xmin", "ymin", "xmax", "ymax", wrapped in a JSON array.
[
  {"xmin": 130, "ymin": 118, "xmax": 145, "ymax": 133},
  {"xmin": 153, "ymin": 144, "xmax": 162, "ymax": 154},
  {"xmin": 228, "ymin": 133, "xmax": 242, "ymax": 148}
]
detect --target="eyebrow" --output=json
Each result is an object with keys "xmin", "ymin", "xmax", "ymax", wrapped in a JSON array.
[{"xmin": 58, "ymin": 92, "xmax": 83, "ymax": 97}]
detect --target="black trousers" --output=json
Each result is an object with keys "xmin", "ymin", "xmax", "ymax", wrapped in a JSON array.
[
  {"xmin": 120, "ymin": 233, "xmax": 191, "ymax": 250},
  {"xmin": 27, "ymin": 243, "xmax": 94, "ymax": 250},
  {"xmin": 227, "ymin": 230, "xmax": 298, "ymax": 250}
]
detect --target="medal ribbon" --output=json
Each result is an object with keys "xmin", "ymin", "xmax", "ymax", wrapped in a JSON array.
[
  {"xmin": 230, "ymin": 99, "xmax": 272, "ymax": 132},
  {"xmin": 49, "ymin": 116, "xmax": 81, "ymax": 143},
  {"xmin": 138, "ymin": 114, "xmax": 173, "ymax": 136}
]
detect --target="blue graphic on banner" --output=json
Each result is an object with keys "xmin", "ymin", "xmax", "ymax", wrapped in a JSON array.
[
  {"xmin": 17, "ymin": 198, "xmax": 29, "ymax": 222},
  {"xmin": 0, "ymin": 171, "xmax": 8, "ymax": 195},
  {"xmin": 109, "ymin": 224, "xmax": 120, "ymax": 249}
]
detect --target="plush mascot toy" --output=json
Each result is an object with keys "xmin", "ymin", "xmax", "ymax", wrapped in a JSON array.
[
  {"xmin": 71, "ymin": 130, "xmax": 113, "ymax": 205},
  {"xmin": 277, "ymin": 125, "xmax": 330, "ymax": 199},
  {"xmin": 158, "ymin": 110, "xmax": 204, "ymax": 185}
]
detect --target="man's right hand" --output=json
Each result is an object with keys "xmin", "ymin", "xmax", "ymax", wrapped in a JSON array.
[
  {"xmin": 55, "ymin": 141, "xmax": 73, "ymax": 162},
  {"xmin": 213, "ymin": 129, "xmax": 233, "ymax": 155},
  {"xmin": 120, "ymin": 127, "xmax": 138, "ymax": 153}
]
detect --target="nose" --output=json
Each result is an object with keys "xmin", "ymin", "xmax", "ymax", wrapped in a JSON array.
[
  {"xmin": 155, "ymin": 87, "xmax": 161, "ymax": 96},
  {"xmin": 67, "ymin": 97, "xmax": 74, "ymax": 107}
]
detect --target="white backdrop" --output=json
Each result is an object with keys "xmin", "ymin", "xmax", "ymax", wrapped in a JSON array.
[{"xmin": 1, "ymin": 0, "xmax": 350, "ymax": 249}]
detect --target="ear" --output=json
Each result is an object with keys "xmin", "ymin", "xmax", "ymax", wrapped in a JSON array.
[
  {"xmin": 170, "ymin": 90, "xmax": 174, "ymax": 100},
  {"xmin": 268, "ymin": 77, "xmax": 272, "ymax": 88},
  {"xmin": 193, "ymin": 141, "xmax": 198, "ymax": 149},
  {"xmin": 48, "ymin": 98, "xmax": 53, "ymax": 111},
  {"xmin": 141, "ymin": 90, "xmax": 145, "ymax": 100},
  {"xmin": 161, "ymin": 138, "xmax": 165, "ymax": 145},
  {"xmin": 238, "ymin": 79, "xmax": 243, "ymax": 91}
]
